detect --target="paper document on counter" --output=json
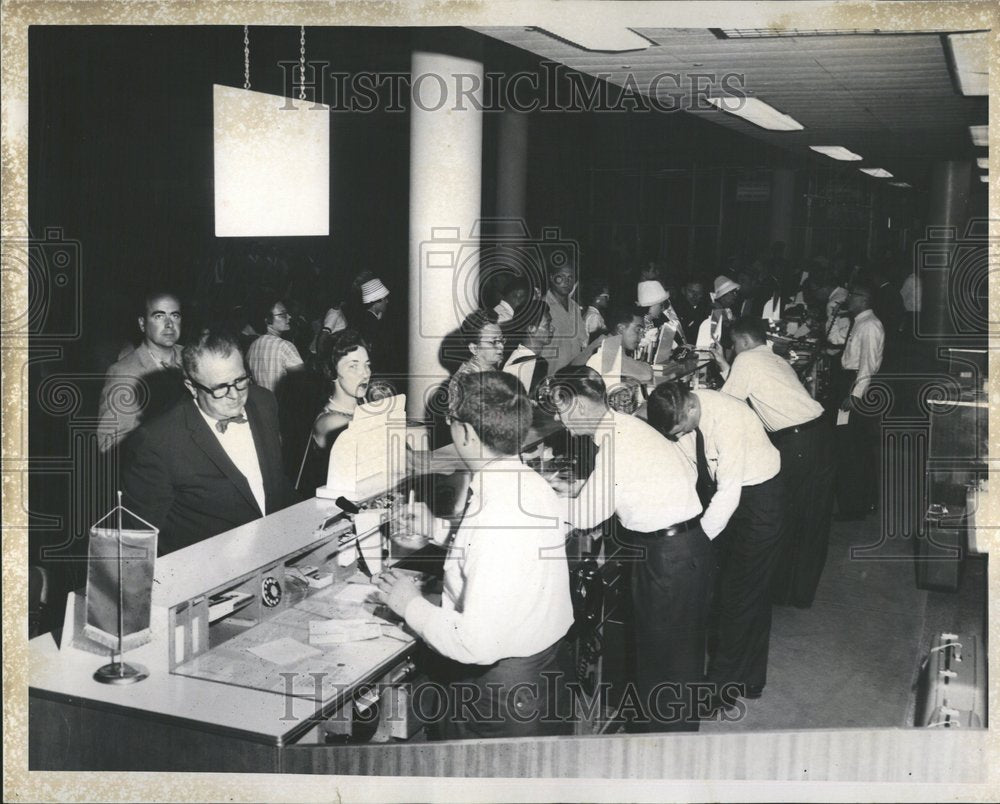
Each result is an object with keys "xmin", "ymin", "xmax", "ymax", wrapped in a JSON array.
[
  {"xmin": 247, "ymin": 637, "xmax": 323, "ymax": 666},
  {"xmin": 309, "ymin": 618, "xmax": 383, "ymax": 645}
]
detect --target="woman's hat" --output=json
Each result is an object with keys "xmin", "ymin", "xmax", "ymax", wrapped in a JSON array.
[
  {"xmin": 636, "ymin": 280, "xmax": 669, "ymax": 307},
  {"xmin": 713, "ymin": 275, "xmax": 740, "ymax": 298},
  {"xmin": 360, "ymin": 278, "xmax": 390, "ymax": 304}
]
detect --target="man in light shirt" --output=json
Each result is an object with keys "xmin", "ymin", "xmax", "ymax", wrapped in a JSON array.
[
  {"xmin": 123, "ymin": 330, "xmax": 297, "ymax": 554},
  {"xmin": 647, "ymin": 382, "xmax": 783, "ymax": 708},
  {"xmin": 97, "ymin": 291, "xmax": 185, "ymax": 452},
  {"xmin": 712, "ymin": 317, "xmax": 834, "ymax": 609},
  {"xmin": 835, "ymin": 281, "xmax": 885, "ymax": 520},
  {"xmin": 544, "ymin": 258, "xmax": 588, "ymax": 372},
  {"xmin": 376, "ymin": 371, "xmax": 573, "ymax": 740},
  {"xmin": 553, "ymin": 367, "xmax": 709, "ymax": 732},
  {"xmin": 246, "ymin": 298, "xmax": 304, "ymax": 394}
]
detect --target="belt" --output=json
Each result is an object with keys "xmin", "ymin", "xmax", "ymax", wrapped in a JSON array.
[
  {"xmin": 770, "ymin": 414, "xmax": 825, "ymax": 441},
  {"xmin": 639, "ymin": 516, "xmax": 702, "ymax": 538}
]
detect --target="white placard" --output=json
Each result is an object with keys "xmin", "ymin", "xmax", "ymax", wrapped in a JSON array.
[{"xmin": 213, "ymin": 84, "xmax": 329, "ymax": 236}]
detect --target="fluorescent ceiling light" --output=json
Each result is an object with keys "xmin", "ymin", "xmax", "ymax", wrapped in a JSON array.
[
  {"xmin": 977, "ymin": 157, "xmax": 988, "ymax": 169},
  {"xmin": 981, "ymin": 174, "xmax": 990, "ymax": 183},
  {"xmin": 948, "ymin": 32, "xmax": 988, "ymax": 96},
  {"xmin": 810, "ymin": 145, "xmax": 863, "ymax": 161},
  {"xmin": 535, "ymin": 24, "xmax": 652, "ymax": 52},
  {"xmin": 706, "ymin": 96, "xmax": 803, "ymax": 131},
  {"xmin": 860, "ymin": 167, "xmax": 893, "ymax": 178},
  {"xmin": 970, "ymin": 125, "xmax": 988, "ymax": 146},
  {"xmin": 889, "ymin": 182, "xmax": 912, "ymax": 188}
]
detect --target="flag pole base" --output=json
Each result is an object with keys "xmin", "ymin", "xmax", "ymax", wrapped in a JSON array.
[{"xmin": 93, "ymin": 661, "xmax": 149, "ymax": 685}]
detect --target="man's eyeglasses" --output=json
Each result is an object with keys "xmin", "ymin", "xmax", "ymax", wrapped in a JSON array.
[
  {"xmin": 480, "ymin": 337, "xmax": 506, "ymax": 348},
  {"xmin": 271, "ymin": 311, "xmax": 291, "ymax": 319},
  {"xmin": 189, "ymin": 375, "xmax": 252, "ymax": 399}
]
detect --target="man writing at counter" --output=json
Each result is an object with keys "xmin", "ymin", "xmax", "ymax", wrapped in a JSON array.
[
  {"xmin": 646, "ymin": 381, "xmax": 783, "ymax": 710},
  {"xmin": 551, "ymin": 366, "xmax": 708, "ymax": 732},
  {"xmin": 710, "ymin": 317, "xmax": 834, "ymax": 608},
  {"xmin": 375, "ymin": 371, "xmax": 574, "ymax": 740},
  {"xmin": 123, "ymin": 330, "xmax": 298, "ymax": 555}
]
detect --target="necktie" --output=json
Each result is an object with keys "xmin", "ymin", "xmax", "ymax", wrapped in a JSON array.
[
  {"xmin": 530, "ymin": 355, "xmax": 549, "ymax": 394},
  {"xmin": 694, "ymin": 427, "xmax": 715, "ymax": 507},
  {"xmin": 216, "ymin": 414, "xmax": 248, "ymax": 433}
]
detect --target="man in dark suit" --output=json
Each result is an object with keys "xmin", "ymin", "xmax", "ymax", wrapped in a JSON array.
[{"xmin": 123, "ymin": 330, "xmax": 298, "ymax": 555}]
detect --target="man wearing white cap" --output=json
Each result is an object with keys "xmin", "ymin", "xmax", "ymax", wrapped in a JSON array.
[
  {"xmin": 695, "ymin": 275, "xmax": 740, "ymax": 349},
  {"xmin": 357, "ymin": 277, "xmax": 391, "ymax": 372}
]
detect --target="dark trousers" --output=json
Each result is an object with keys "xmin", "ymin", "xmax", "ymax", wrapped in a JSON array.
[
  {"xmin": 833, "ymin": 369, "xmax": 881, "ymax": 516},
  {"xmin": 429, "ymin": 639, "xmax": 571, "ymax": 740},
  {"xmin": 770, "ymin": 422, "xmax": 836, "ymax": 607},
  {"xmin": 621, "ymin": 523, "xmax": 714, "ymax": 732},
  {"xmin": 708, "ymin": 473, "xmax": 784, "ymax": 691}
]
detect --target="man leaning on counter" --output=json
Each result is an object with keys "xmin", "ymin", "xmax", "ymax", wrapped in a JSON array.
[{"xmin": 375, "ymin": 371, "xmax": 575, "ymax": 740}]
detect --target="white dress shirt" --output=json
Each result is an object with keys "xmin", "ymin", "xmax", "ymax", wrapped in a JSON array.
[
  {"xmin": 696, "ymin": 308, "xmax": 733, "ymax": 348},
  {"xmin": 503, "ymin": 343, "xmax": 539, "ymax": 393},
  {"xmin": 405, "ymin": 456, "xmax": 573, "ymax": 665},
  {"xmin": 677, "ymin": 390, "xmax": 780, "ymax": 539},
  {"xmin": 840, "ymin": 309, "xmax": 885, "ymax": 399},
  {"xmin": 567, "ymin": 409, "xmax": 702, "ymax": 533},
  {"xmin": 545, "ymin": 289, "xmax": 588, "ymax": 372},
  {"xmin": 900, "ymin": 274, "xmax": 922, "ymax": 313},
  {"xmin": 721, "ymin": 344, "xmax": 823, "ymax": 431},
  {"xmin": 825, "ymin": 287, "xmax": 851, "ymax": 346},
  {"xmin": 197, "ymin": 405, "xmax": 266, "ymax": 514},
  {"xmin": 493, "ymin": 299, "xmax": 515, "ymax": 324},
  {"xmin": 583, "ymin": 305, "xmax": 605, "ymax": 336}
]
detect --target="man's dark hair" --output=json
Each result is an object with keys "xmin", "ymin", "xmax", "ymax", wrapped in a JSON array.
[
  {"xmin": 605, "ymin": 302, "xmax": 643, "ymax": 332},
  {"xmin": 259, "ymin": 297, "xmax": 287, "ymax": 332},
  {"xmin": 450, "ymin": 370, "xmax": 531, "ymax": 456},
  {"xmin": 848, "ymin": 279, "xmax": 875, "ymax": 303},
  {"xmin": 583, "ymin": 277, "xmax": 609, "ymax": 304},
  {"xmin": 182, "ymin": 329, "xmax": 242, "ymax": 380},
  {"xmin": 323, "ymin": 329, "xmax": 370, "ymax": 381},
  {"xmin": 501, "ymin": 275, "xmax": 530, "ymax": 300},
  {"xmin": 731, "ymin": 316, "xmax": 768, "ymax": 345},
  {"xmin": 509, "ymin": 297, "xmax": 550, "ymax": 334},
  {"xmin": 546, "ymin": 253, "xmax": 577, "ymax": 277},
  {"xmin": 139, "ymin": 289, "xmax": 181, "ymax": 318},
  {"xmin": 459, "ymin": 308, "xmax": 500, "ymax": 348},
  {"xmin": 549, "ymin": 365, "xmax": 607, "ymax": 409},
  {"xmin": 646, "ymin": 381, "xmax": 691, "ymax": 439}
]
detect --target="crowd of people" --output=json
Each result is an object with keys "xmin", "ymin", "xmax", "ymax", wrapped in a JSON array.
[{"xmin": 91, "ymin": 240, "xmax": 911, "ymax": 738}]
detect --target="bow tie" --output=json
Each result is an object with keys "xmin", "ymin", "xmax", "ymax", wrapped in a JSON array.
[{"xmin": 215, "ymin": 414, "xmax": 247, "ymax": 433}]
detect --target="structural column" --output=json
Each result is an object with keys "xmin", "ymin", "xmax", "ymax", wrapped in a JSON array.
[
  {"xmin": 408, "ymin": 45, "xmax": 484, "ymax": 422},
  {"xmin": 922, "ymin": 160, "xmax": 971, "ymax": 337},
  {"xmin": 495, "ymin": 109, "xmax": 529, "ymax": 220},
  {"xmin": 768, "ymin": 168, "xmax": 795, "ymax": 249}
]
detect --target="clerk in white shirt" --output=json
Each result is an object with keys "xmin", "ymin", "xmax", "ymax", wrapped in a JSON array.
[
  {"xmin": 553, "ymin": 367, "xmax": 709, "ymax": 732},
  {"xmin": 835, "ymin": 281, "xmax": 885, "ymax": 519},
  {"xmin": 647, "ymin": 382, "xmax": 782, "ymax": 706},
  {"xmin": 713, "ymin": 317, "xmax": 834, "ymax": 608},
  {"xmin": 376, "ymin": 371, "xmax": 573, "ymax": 740}
]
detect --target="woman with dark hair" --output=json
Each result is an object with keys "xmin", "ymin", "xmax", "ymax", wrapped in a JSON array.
[{"xmin": 295, "ymin": 329, "xmax": 392, "ymax": 494}]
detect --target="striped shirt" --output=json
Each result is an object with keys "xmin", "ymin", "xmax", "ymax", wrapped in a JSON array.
[{"xmin": 246, "ymin": 333, "xmax": 303, "ymax": 392}]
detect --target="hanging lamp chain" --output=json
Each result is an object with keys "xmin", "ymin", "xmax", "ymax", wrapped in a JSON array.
[
  {"xmin": 243, "ymin": 25, "xmax": 251, "ymax": 90},
  {"xmin": 298, "ymin": 26, "xmax": 306, "ymax": 101}
]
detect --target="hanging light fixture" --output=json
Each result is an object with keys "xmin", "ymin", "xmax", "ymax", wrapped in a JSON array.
[{"xmin": 214, "ymin": 25, "xmax": 330, "ymax": 237}]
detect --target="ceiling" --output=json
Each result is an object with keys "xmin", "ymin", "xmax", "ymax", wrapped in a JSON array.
[{"xmin": 473, "ymin": 26, "xmax": 989, "ymax": 188}]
